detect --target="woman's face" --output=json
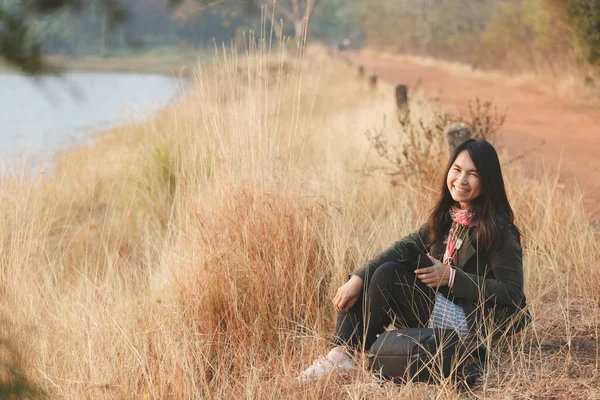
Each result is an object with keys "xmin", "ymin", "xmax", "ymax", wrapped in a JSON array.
[{"xmin": 447, "ymin": 150, "xmax": 482, "ymax": 209}]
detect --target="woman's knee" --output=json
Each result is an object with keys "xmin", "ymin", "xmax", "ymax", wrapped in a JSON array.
[{"xmin": 369, "ymin": 262, "xmax": 405, "ymax": 288}]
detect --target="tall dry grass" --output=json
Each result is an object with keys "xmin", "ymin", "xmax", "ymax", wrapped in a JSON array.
[{"xmin": 0, "ymin": 35, "xmax": 599, "ymax": 399}]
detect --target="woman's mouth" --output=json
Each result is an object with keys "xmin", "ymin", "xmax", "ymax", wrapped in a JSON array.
[{"xmin": 454, "ymin": 186, "xmax": 470, "ymax": 194}]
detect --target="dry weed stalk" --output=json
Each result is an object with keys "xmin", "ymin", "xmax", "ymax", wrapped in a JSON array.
[{"xmin": 364, "ymin": 96, "xmax": 505, "ymax": 186}]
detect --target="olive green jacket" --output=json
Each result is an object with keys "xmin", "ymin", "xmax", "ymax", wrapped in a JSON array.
[{"xmin": 351, "ymin": 221, "xmax": 529, "ymax": 338}]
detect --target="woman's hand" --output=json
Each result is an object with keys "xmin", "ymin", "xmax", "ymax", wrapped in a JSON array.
[
  {"xmin": 415, "ymin": 255, "xmax": 451, "ymax": 288},
  {"xmin": 333, "ymin": 275, "xmax": 363, "ymax": 312}
]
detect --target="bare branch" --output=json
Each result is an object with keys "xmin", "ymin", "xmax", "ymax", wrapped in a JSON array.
[
  {"xmin": 304, "ymin": 0, "xmax": 319, "ymax": 20},
  {"xmin": 291, "ymin": 0, "xmax": 300, "ymax": 20},
  {"xmin": 263, "ymin": 0, "xmax": 295, "ymax": 23}
]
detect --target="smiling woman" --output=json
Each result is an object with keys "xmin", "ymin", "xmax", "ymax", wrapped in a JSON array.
[
  {"xmin": 298, "ymin": 138, "xmax": 529, "ymax": 382},
  {"xmin": 447, "ymin": 151, "xmax": 482, "ymax": 209}
]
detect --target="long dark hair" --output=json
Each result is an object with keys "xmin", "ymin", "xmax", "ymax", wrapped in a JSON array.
[{"xmin": 428, "ymin": 139, "xmax": 517, "ymax": 253}]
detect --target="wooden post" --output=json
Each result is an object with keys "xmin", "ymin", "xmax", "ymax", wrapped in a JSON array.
[
  {"xmin": 395, "ymin": 84, "xmax": 408, "ymax": 112},
  {"xmin": 445, "ymin": 122, "xmax": 471, "ymax": 152},
  {"xmin": 584, "ymin": 76, "xmax": 595, "ymax": 88},
  {"xmin": 358, "ymin": 65, "xmax": 364, "ymax": 78},
  {"xmin": 369, "ymin": 74, "xmax": 377, "ymax": 89}
]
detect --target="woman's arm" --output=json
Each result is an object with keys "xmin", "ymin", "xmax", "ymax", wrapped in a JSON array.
[
  {"xmin": 350, "ymin": 223, "xmax": 431, "ymax": 283},
  {"xmin": 451, "ymin": 224, "xmax": 525, "ymax": 307}
]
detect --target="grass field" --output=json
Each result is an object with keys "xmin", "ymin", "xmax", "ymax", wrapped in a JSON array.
[{"xmin": 1, "ymin": 39, "xmax": 599, "ymax": 399}]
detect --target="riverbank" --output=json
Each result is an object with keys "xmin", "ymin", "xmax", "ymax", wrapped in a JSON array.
[
  {"xmin": 0, "ymin": 70, "xmax": 188, "ymax": 168},
  {"xmin": 0, "ymin": 46, "xmax": 209, "ymax": 77}
]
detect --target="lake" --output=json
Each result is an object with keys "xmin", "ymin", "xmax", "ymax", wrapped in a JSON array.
[{"xmin": 0, "ymin": 72, "xmax": 188, "ymax": 169}]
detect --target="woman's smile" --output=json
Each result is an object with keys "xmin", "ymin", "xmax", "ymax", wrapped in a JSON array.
[
  {"xmin": 453, "ymin": 186, "xmax": 470, "ymax": 194},
  {"xmin": 447, "ymin": 150, "xmax": 482, "ymax": 208}
]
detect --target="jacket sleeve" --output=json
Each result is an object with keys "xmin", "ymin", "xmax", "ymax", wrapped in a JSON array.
[
  {"xmin": 451, "ymin": 224, "xmax": 524, "ymax": 307},
  {"xmin": 350, "ymin": 223, "xmax": 431, "ymax": 283}
]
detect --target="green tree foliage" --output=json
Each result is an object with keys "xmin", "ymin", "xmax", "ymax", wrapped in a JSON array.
[
  {"xmin": 308, "ymin": 0, "xmax": 362, "ymax": 43},
  {"xmin": 359, "ymin": 0, "xmax": 597, "ymax": 70},
  {"xmin": 481, "ymin": 0, "xmax": 577, "ymax": 68},
  {"xmin": 548, "ymin": 0, "xmax": 600, "ymax": 63},
  {"xmin": 28, "ymin": 13, "xmax": 76, "ymax": 56},
  {"xmin": 359, "ymin": 0, "xmax": 498, "ymax": 55},
  {"xmin": 1, "ymin": 0, "xmax": 363, "ymax": 74},
  {"xmin": 173, "ymin": 1, "xmax": 259, "ymax": 48},
  {"xmin": 1, "ymin": 0, "xmax": 328, "ymax": 73},
  {"xmin": 0, "ymin": 0, "xmax": 129, "ymax": 73}
]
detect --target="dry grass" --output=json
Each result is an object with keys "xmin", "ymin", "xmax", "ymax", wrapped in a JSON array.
[{"xmin": 0, "ymin": 37, "xmax": 599, "ymax": 399}]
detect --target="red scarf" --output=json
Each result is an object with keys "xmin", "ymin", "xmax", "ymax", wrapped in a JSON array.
[{"xmin": 443, "ymin": 206, "xmax": 475, "ymax": 266}]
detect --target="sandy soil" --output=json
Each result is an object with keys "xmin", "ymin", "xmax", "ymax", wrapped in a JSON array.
[{"xmin": 349, "ymin": 52, "xmax": 600, "ymax": 218}]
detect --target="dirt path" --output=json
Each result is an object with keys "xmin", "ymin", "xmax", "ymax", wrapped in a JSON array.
[{"xmin": 350, "ymin": 52, "xmax": 600, "ymax": 218}]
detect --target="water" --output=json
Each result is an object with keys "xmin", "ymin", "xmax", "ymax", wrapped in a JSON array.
[{"xmin": 0, "ymin": 72, "xmax": 188, "ymax": 169}]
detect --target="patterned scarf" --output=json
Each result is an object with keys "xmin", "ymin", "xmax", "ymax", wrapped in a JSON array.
[{"xmin": 443, "ymin": 206, "xmax": 475, "ymax": 266}]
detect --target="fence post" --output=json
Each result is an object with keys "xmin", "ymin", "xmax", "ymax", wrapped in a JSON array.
[
  {"xmin": 585, "ymin": 75, "xmax": 595, "ymax": 88},
  {"xmin": 395, "ymin": 84, "xmax": 408, "ymax": 114},
  {"xmin": 369, "ymin": 74, "xmax": 377, "ymax": 89},
  {"xmin": 445, "ymin": 122, "xmax": 471, "ymax": 152},
  {"xmin": 358, "ymin": 65, "xmax": 364, "ymax": 78}
]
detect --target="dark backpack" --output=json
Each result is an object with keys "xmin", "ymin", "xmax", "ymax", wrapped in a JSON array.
[{"xmin": 368, "ymin": 328, "xmax": 485, "ymax": 387}]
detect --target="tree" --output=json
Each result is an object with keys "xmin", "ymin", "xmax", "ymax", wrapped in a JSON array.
[
  {"xmin": 0, "ymin": 0, "xmax": 320, "ymax": 74},
  {"xmin": 547, "ymin": 0, "xmax": 600, "ymax": 64},
  {"xmin": 307, "ymin": 0, "xmax": 362, "ymax": 43},
  {"xmin": 172, "ymin": 1, "xmax": 258, "ymax": 48},
  {"xmin": 0, "ymin": 0, "xmax": 129, "ymax": 73},
  {"xmin": 254, "ymin": 0, "xmax": 320, "ymax": 41}
]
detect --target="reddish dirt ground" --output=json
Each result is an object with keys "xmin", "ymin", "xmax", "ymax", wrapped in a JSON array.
[{"xmin": 350, "ymin": 52, "xmax": 600, "ymax": 219}]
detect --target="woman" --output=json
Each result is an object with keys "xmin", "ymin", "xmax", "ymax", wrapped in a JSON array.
[{"xmin": 298, "ymin": 139, "xmax": 528, "ymax": 381}]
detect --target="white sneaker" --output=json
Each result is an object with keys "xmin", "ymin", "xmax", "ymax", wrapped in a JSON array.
[{"xmin": 296, "ymin": 355, "xmax": 354, "ymax": 382}]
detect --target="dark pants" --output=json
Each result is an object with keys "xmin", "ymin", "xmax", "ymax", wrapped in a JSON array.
[{"xmin": 333, "ymin": 261, "xmax": 437, "ymax": 351}]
